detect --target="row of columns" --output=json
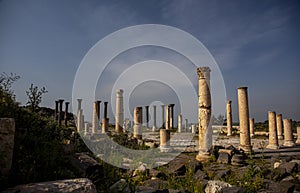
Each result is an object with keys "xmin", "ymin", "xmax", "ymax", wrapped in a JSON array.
[{"xmin": 54, "ymin": 99, "xmax": 69, "ymax": 127}]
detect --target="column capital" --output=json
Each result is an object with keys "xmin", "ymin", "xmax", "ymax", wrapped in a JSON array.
[
  {"xmin": 116, "ymin": 89, "xmax": 124, "ymax": 95},
  {"xmin": 197, "ymin": 67, "xmax": 211, "ymax": 79},
  {"xmin": 238, "ymin": 86, "xmax": 248, "ymax": 90},
  {"xmin": 227, "ymin": 100, "xmax": 232, "ymax": 104}
]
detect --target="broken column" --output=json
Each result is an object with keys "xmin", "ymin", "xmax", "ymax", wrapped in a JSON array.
[
  {"xmin": 266, "ymin": 111, "xmax": 279, "ymax": 149},
  {"xmin": 152, "ymin": 105, "xmax": 157, "ymax": 131},
  {"xmin": 84, "ymin": 123, "xmax": 89, "ymax": 135},
  {"xmin": 169, "ymin": 104, "xmax": 175, "ymax": 129},
  {"xmin": 237, "ymin": 87, "xmax": 252, "ymax": 153},
  {"xmin": 0, "ymin": 118, "xmax": 15, "ymax": 178},
  {"xmin": 196, "ymin": 67, "xmax": 212, "ymax": 161},
  {"xmin": 249, "ymin": 118, "xmax": 255, "ymax": 137},
  {"xmin": 191, "ymin": 124, "xmax": 196, "ymax": 134},
  {"xmin": 58, "ymin": 99, "xmax": 64, "ymax": 127},
  {"xmin": 296, "ymin": 126, "xmax": 300, "ymax": 144},
  {"xmin": 161, "ymin": 105, "xmax": 165, "ymax": 128},
  {"xmin": 102, "ymin": 102, "xmax": 109, "ymax": 133},
  {"xmin": 276, "ymin": 114, "xmax": 284, "ymax": 140},
  {"xmin": 283, "ymin": 119, "xmax": 295, "ymax": 147},
  {"xmin": 133, "ymin": 107, "xmax": 143, "ymax": 139},
  {"xmin": 115, "ymin": 89, "xmax": 124, "ymax": 133},
  {"xmin": 92, "ymin": 101, "xmax": 98, "ymax": 134},
  {"xmin": 160, "ymin": 128, "xmax": 171, "ymax": 152},
  {"xmin": 178, "ymin": 114, "xmax": 182, "ymax": 133},
  {"xmin": 96, "ymin": 100, "xmax": 101, "ymax": 121},
  {"xmin": 226, "ymin": 100, "xmax": 233, "ymax": 136},
  {"xmin": 145, "ymin": 106, "xmax": 149, "ymax": 128},
  {"xmin": 64, "ymin": 102, "xmax": 69, "ymax": 127}
]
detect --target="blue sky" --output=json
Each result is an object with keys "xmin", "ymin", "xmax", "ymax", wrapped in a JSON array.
[{"xmin": 0, "ymin": 0, "xmax": 299, "ymax": 123}]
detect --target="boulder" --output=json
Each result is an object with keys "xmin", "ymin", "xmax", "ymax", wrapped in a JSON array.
[
  {"xmin": 278, "ymin": 162, "xmax": 298, "ymax": 174},
  {"xmin": 109, "ymin": 179, "xmax": 131, "ymax": 193},
  {"xmin": 217, "ymin": 152, "xmax": 231, "ymax": 164},
  {"xmin": 143, "ymin": 179, "xmax": 168, "ymax": 189},
  {"xmin": 204, "ymin": 180, "xmax": 232, "ymax": 193},
  {"xmin": 2, "ymin": 178, "xmax": 96, "ymax": 193}
]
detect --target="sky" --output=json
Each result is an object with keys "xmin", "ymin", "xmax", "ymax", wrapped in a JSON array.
[{"xmin": 0, "ymin": 0, "xmax": 300, "ymax": 124}]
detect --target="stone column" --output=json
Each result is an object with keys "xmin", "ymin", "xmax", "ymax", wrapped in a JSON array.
[
  {"xmin": 249, "ymin": 118, "xmax": 255, "ymax": 137},
  {"xmin": 226, "ymin": 100, "xmax": 233, "ymax": 136},
  {"xmin": 196, "ymin": 67, "xmax": 212, "ymax": 161},
  {"xmin": 237, "ymin": 87, "xmax": 252, "ymax": 153},
  {"xmin": 276, "ymin": 114, "xmax": 284, "ymax": 140},
  {"xmin": 96, "ymin": 100, "xmax": 101, "ymax": 121},
  {"xmin": 191, "ymin": 124, "xmax": 196, "ymax": 134},
  {"xmin": 0, "ymin": 118, "xmax": 15, "ymax": 177},
  {"xmin": 145, "ymin": 106, "xmax": 149, "ymax": 128},
  {"xmin": 58, "ymin": 99, "xmax": 64, "ymax": 127},
  {"xmin": 296, "ymin": 126, "xmax": 300, "ymax": 144},
  {"xmin": 84, "ymin": 123, "xmax": 89, "ymax": 135},
  {"xmin": 266, "ymin": 111, "xmax": 279, "ymax": 149},
  {"xmin": 152, "ymin": 105, "xmax": 157, "ymax": 131},
  {"xmin": 64, "ymin": 102, "xmax": 69, "ymax": 127},
  {"xmin": 160, "ymin": 129, "xmax": 171, "ymax": 152},
  {"xmin": 185, "ymin": 119, "xmax": 188, "ymax": 132},
  {"xmin": 77, "ymin": 109, "xmax": 83, "ymax": 132},
  {"xmin": 161, "ymin": 105, "xmax": 165, "ymax": 128},
  {"xmin": 283, "ymin": 119, "xmax": 295, "ymax": 147},
  {"xmin": 165, "ymin": 105, "xmax": 170, "ymax": 130},
  {"xmin": 92, "ymin": 101, "xmax": 98, "ymax": 134},
  {"xmin": 133, "ymin": 107, "xmax": 143, "ymax": 139},
  {"xmin": 178, "ymin": 114, "xmax": 182, "ymax": 133},
  {"xmin": 77, "ymin": 99, "xmax": 82, "ymax": 112},
  {"xmin": 115, "ymin": 89, "xmax": 124, "ymax": 133},
  {"xmin": 102, "ymin": 102, "xmax": 109, "ymax": 133},
  {"xmin": 169, "ymin": 104, "xmax": 175, "ymax": 129},
  {"xmin": 55, "ymin": 100, "xmax": 59, "ymax": 120}
]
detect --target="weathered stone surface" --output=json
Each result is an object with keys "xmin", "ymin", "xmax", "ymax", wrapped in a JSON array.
[
  {"xmin": 217, "ymin": 152, "xmax": 231, "ymax": 164},
  {"xmin": 135, "ymin": 186, "xmax": 168, "ymax": 193},
  {"xmin": 70, "ymin": 152, "xmax": 104, "ymax": 178},
  {"xmin": 266, "ymin": 180, "xmax": 295, "ymax": 193},
  {"xmin": 231, "ymin": 154, "xmax": 245, "ymax": 166},
  {"xmin": 204, "ymin": 180, "xmax": 232, "ymax": 193},
  {"xmin": 222, "ymin": 186, "xmax": 246, "ymax": 193},
  {"xmin": 0, "ymin": 118, "xmax": 15, "ymax": 179},
  {"xmin": 143, "ymin": 179, "xmax": 168, "ymax": 190},
  {"xmin": 278, "ymin": 162, "xmax": 298, "ymax": 174},
  {"xmin": 2, "ymin": 178, "xmax": 96, "ymax": 193},
  {"xmin": 109, "ymin": 179, "xmax": 130, "ymax": 193},
  {"xmin": 193, "ymin": 170, "xmax": 208, "ymax": 181}
]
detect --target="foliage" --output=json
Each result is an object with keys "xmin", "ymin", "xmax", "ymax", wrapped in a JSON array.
[{"xmin": 26, "ymin": 83, "xmax": 48, "ymax": 112}]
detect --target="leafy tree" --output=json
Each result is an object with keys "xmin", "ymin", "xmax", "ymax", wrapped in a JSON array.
[{"xmin": 26, "ymin": 84, "xmax": 48, "ymax": 112}]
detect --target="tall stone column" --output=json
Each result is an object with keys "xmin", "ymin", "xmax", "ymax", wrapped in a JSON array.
[
  {"xmin": 191, "ymin": 124, "xmax": 196, "ymax": 134},
  {"xmin": 96, "ymin": 100, "xmax": 101, "ymax": 121},
  {"xmin": 165, "ymin": 105, "xmax": 170, "ymax": 130},
  {"xmin": 296, "ymin": 126, "xmax": 300, "ymax": 144},
  {"xmin": 77, "ymin": 99, "xmax": 82, "ymax": 112},
  {"xmin": 92, "ymin": 101, "xmax": 98, "ymax": 134},
  {"xmin": 58, "ymin": 99, "xmax": 64, "ymax": 127},
  {"xmin": 169, "ymin": 104, "xmax": 175, "ymax": 129},
  {"xmin": 115, "ymin": 89, "xmax": 124, "ymax": 133},
  {"xmin": 133, "ymin": 107, "xmax": 143, "ymax": 139},
  {"xmin": 185, "ymin": 119, "xmax": 188, "ymax": 132},
  {"xmin": 161, "ymin": 105, "xmax": 165, "ymax": 128},
  {"xmin": 55, "ymin": 100, "xmax": 59, "ymax": 121},
  {"xmin": 266, "ymin": 111, "xmax": 279, "ymax": 149},
  {"xmin": 283, "ymin": 119, "xmax": 295, "ymax": 147},
  {"xmin": 178, "ymin": 114, "xmax": 182, "ymax": 133},
  {"xmin": 77, "ymin": 109, "xmax": 83, "ymax": 132},
  {"xmin": 64, "ymin": 102, "xmax": 69, "ymax": 127},
  {"xmin": 226, "ymin": 100, "xmax": 233, "ymax": 136},
  {"xmin": 249, "ymin": 118, "xmax": 255, "ymax": 137},
  {"xmin": 145, "ymin": 106, "xmax": 149, "ymax": 128},
  {"xmin": 237, "ymin": 87, "xmax": 252, "ymax": 153},
  {"xmin": 196, "ymin": 67, "xmax": 212, "ymax": 161},
  {"xmin": 152, "ymin": 105, "xmax": 157, "ymax": 131},
  {"xmin": 276, "ymin": 114, "xmax": 284, "ymax": 140},
  {"xmin": 102, "ymin": 102, "xmax": 109, "ymax": 133}
]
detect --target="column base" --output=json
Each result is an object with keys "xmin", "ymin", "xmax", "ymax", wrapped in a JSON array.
[
  {"xmin": 196, "ymin": 152, "xmax": 211, "ymax": 162},
  {"xmin": 250, "ymin": 134, "xmax": 255, "ymax": 138},
  {"xmin": 159, "ymin": 146, "xmax": 172, "ymax": 153},
  {"xmin": 239, "ymin": 145, "xmax": 252, "ymax": 154},
  {"xmin": 266, "ymin": 144, "xmax": 279, "ymax": 149},
  {"xmin": 227, "ymin": 133, "xmax": 232, "ymax": 136},
  {"xmin": 296, "ymin": 139, "xmax": 300, "ymax": 144},
  {"xmin": 283, "ymin": 140, "xmax": 296, "ymax": 147},
  {"xmin": 278, "ymin": 135, "xmax": 284, "ymax": 140}
]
